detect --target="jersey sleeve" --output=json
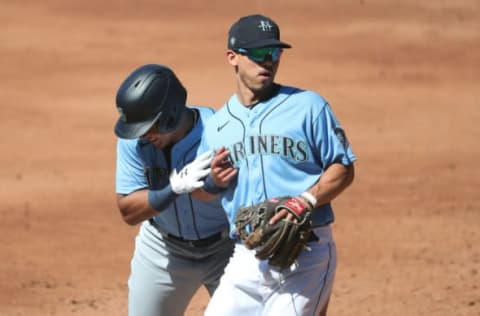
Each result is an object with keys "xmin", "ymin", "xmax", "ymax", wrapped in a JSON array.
[
  {"xmin": 313, "ymin": 104, "xmax": 356, "ymax": 167},
  {"xmin": 197, "ymin": 135, "xmax": 210, "ymax": 156},
  {"xmin": 191, "ymin": 105, "xmax": 214, "ymax": 156},
  {"xmin": 115, "ymin": 138, "xmax": 148, "ymax": 194},
  {"xmin": 197, "ymin": 117, "xmax": 216, "ymax": 156}
]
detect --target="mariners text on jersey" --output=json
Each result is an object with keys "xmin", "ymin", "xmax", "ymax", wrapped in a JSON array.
[{"xmin": 227, "ymin": 134, "xmax": 308, "ymax": 165}]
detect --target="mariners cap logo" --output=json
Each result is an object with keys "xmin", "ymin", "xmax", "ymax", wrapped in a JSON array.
[{"xmin": 258, "ymin": 20, "xmax": 273, "ymax": 32}]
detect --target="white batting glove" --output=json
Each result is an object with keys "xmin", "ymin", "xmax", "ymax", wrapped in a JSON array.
[{"xmin": 170, "ymin": 151, "xmax": 214, "ymax": 194}]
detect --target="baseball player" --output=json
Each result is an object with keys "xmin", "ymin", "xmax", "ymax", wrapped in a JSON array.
[
  {"xmin": 197, "ymin": 15, "xmax": 356, "ymax": 316},
  {"xmin": 114, "ymin": 64, "xmax": 234, "ymax": 316}
]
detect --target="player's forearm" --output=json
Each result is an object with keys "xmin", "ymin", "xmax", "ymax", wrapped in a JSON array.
[
  {"xmin": 307, "ymin": 163, "xmax": 355, "ymax": 207},
  {"xmin": 116, "ymin": 191, "xmax": 160, "ymax": 225}
]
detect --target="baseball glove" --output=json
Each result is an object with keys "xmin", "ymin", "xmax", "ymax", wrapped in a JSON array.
[{"xmin": 234, "ymin": 196, "xmax": 314, "ymax": 269}]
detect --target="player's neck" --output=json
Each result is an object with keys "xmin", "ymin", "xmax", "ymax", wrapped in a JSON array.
[{"xmin": 237, "ymin": 83, "xmax": 280, "ymax": 107}]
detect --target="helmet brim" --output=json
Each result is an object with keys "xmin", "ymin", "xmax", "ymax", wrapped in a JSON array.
[{"xmin": 114, "ymin": 111, "xmax": 162, "ymax": 139}]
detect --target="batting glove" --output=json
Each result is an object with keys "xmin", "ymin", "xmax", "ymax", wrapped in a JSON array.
[{"xmin": 170, "ymin": 151, "xmax": 213, "ymax": 194}]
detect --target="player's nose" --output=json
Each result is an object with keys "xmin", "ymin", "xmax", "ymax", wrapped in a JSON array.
[{"xmin": 258, "ymin": 58, "xmax": 275, "ymax": 69}]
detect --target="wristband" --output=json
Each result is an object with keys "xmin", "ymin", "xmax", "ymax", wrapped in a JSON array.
[
  {"xmin": 203, "ymin": 174, "xmax": 226, "ymax": 194},
  {"xmin": 300, "ymin": 191, "xmax": 317, "ymax": 208},
  {"xmin": 148, "ymin": 185, "xmax": 177, "ymax": 211}
]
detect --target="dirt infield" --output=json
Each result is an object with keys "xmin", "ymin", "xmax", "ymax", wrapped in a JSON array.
[{"xmin": 1, "ymin": 1, "xmax": 479, "ymax": 315}]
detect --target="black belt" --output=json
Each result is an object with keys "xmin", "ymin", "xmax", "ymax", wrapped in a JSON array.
[
  {"xmin": 149, "ymin": 219, "xmax": 224, "ymax": 248},
  {"xmin": 165, "ymin": 231, "xmax": 224, "ymax": 248}
]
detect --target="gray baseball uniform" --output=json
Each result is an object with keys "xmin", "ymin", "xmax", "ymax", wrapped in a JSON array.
[{"xmin": 116, "ymin": 106, "xmax": 234, "ymax": 316}]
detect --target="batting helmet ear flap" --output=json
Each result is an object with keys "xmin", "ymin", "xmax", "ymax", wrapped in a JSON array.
[
  {"xmin": 154, "ymin": 77, "xmax": 187, "ymax": 133},
  {"xmin": 114, "ymin": 64, "xmax": 187, "ymax": 139}
]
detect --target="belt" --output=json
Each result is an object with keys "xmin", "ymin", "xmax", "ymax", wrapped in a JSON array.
[
  {"xmin": 165, "ymin": 231, "xmax": 224, "ymax": 248},
  {"xmin": 149, "ymin": 219, "xmax": 224, "ymax": 248}
]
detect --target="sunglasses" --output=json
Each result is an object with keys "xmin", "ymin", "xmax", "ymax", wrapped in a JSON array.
[{"xmin": 235, "ymin": 47, "xmax": 283, "ymax": 62}]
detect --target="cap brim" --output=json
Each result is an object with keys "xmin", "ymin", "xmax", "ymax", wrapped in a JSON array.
[
  {"xmin": 242, "ymin": 39, "xmax": 292, "ymax": 49},
  {"xmin": 114, "ymin": 112, "xmax": 161, "ymax": 139}
]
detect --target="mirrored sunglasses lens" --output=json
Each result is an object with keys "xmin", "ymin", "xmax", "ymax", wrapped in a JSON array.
[
  {"xmin": 248, "ymin": 48, "xmax": 270, "ymax": 60},
  {"xmin": 270, "ymin": 48, "xmax": 281, "ymax": 61},
  {"xmin": 248, "ymin": 48, "xmax": 281, "ymax": 62}
]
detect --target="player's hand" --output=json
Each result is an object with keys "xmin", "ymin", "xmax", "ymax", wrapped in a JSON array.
[
  {"xmin": 268, "ymin": 196, "xmax": 311, "ymax": 225},
  {"xmin": 268, "ymin": 208, "xmax": 295, "ymax": 225},
  {"xmin": 170, "ymin": 151, "xmax": 213, "ymax": 194},
  {"xmin": 211, "ymin": 147, "xmax": 237, "ymax": 188}
]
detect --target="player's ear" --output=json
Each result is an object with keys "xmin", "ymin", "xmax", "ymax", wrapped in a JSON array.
[{"xmin": 226, "ymin": 50, "xmax": 239, "ymax": 66}]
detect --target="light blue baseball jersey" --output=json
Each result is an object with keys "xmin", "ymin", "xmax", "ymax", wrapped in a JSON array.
[
  {"xmin": 198, "ymin": 86, "xmax": 356, "ymax": 233},
  {"xmin": 116, "ymin": 106, "xmax": 229, "ymax": 240}
]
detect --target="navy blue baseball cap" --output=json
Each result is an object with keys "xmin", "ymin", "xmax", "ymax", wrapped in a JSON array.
[{"xmin": 228, "ymin": 14, "xmax": 292, "ymax": 50}]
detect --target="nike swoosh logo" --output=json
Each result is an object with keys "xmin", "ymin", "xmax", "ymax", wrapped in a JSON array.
[{"xmin": 217, "ymin": 121, "xmax": 230, "ymax": 132}]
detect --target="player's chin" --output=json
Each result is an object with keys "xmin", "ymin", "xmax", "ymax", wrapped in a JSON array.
[{"xmin": 254, "ymin": 77, "xmax": 274, "ymax": 89}]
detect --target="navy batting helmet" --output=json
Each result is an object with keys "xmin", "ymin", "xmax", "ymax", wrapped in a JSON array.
[{"xmin": 114, "ymin": 64, "xmax": 187, "ymax": 139}]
